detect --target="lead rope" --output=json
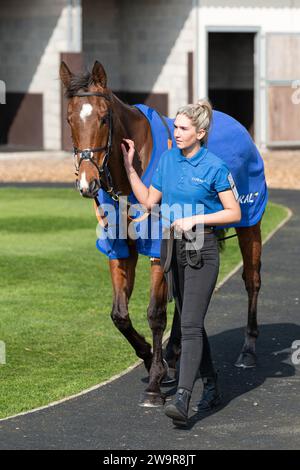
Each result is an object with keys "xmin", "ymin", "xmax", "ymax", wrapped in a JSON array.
[{"xmin": 162, "ymin": 227, "xmax": 175, "ymax": 303}]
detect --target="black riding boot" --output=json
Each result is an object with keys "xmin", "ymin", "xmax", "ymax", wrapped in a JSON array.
[
  {"xmin": 192, "ymin": 373, "xmax": 221, "ymax": 412},
  {"xmin": 164, "ymin": 388, "xmax": 191, "ymax": 427}
]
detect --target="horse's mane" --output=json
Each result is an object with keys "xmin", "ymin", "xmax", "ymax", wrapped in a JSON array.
[{"xmin": 64, "ymin": 71, "xmax": 94, "ymax": 98}]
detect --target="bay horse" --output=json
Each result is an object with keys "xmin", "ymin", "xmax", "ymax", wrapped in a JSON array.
[{"xmin": 60, "ymin": 60, "xmax": 263, "ymax": 406}]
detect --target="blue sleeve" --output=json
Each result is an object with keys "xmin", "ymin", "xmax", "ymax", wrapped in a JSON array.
[
  {"xmin": 213, "ymin": 164, "xmax": 231, "ymax": 192},
  {"xmin": 213, "ymin": 164, "xmax": 239, "ymax": 199},
  {"xmin": 151, "ymin": 151, "xmax": 167, "ymax": 192}
]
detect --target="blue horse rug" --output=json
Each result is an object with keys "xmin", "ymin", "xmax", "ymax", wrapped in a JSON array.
[
  {"xmin": 207, "ymin": 110, "xmax": 268, "ymax": 229},
  {"xmin": 95, "ymin": 105, "xmax": 268, "ymax": 259}
]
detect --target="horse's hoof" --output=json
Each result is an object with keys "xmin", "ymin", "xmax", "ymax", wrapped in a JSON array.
[
  {"xmin": 161, "ymin": 361, "xmax": 177, "ymax": 386},
  {"xmin": 138, "ymin": 392, "xmax": 165, "ymax": 407},
  {"xmin": 161, "ymin": 370, "xmax": 177, "ymax": 386},
  {"xmin": 235, "ymin": 351, "xmax": 257, "ymax": 368}
]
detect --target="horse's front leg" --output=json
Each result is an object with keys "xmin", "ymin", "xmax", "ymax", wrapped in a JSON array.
[
  {"xmin": 109, "ymin": 244, "xmax": 153, "ymax": 372},
  {"xmin": 235, "ymin": 221, "xmax": 262, "ymax": 368},
  {"xmin": 140, "ymin": 259, "xmax": 168, "ymax": 407}
]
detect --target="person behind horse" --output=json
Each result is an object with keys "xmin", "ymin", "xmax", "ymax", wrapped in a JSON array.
[{"xmin": 121, "ymin": 99, "xmax": 241, "ymax": 426}]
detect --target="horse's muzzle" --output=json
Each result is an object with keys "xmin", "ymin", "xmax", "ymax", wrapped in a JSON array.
[{"xmin": 78, "ymin": 178, "xmax": 101, "ymax": 198}]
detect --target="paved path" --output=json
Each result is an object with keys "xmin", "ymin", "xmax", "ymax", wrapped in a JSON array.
[{"xmin": 0, "ymin": 189, "xmax": 299, "ymax": 450}]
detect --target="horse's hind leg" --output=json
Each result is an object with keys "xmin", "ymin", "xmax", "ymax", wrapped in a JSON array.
[
  {"xmin": 109, "ymin": 244, "xmax": 153, "ymax": 371},
  {"xmin": 139, "ymin": 258, "xmax": 168, "ymax": 407},
  {"xmin": 164, "ymin": 304, "xmax": 181, "ymax": 370},
  {"xmin": 235, "ymin": 221, "xmax": 262, "ymax": 368}
]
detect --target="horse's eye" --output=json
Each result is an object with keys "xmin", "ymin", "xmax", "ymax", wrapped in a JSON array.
[{"xmin": 101, "ymin": 115, "xmax": 109, "ymax": 126}]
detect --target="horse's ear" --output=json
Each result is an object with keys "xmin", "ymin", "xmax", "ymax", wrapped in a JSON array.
[
  {"xmin": 92, "ymin": 61, "xmax": 107, "ymax": 88},
  {"xmin": 60, "ymin": 61, "xmax": 73, "ymax": 88}
]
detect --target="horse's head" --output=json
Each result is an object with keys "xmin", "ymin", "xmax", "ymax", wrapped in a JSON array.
[{"xmin": 60, "ymin": 61, "xmax": 113, "ymax": 198}]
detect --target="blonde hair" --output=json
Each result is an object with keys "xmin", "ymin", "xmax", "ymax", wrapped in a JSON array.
[{"xmin": 176, "ymin": 98, "xmax": 213, "ymax": 145}]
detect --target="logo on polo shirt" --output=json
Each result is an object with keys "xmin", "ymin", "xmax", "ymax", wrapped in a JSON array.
[{"xmin": 191, "ymin": 177, "xmax": 207, "ymax": 184}]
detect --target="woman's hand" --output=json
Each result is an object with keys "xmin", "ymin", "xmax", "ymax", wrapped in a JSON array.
[
  {"xmin": 121, "ymin": 138, "xmax": 135, "ymax": 171},
  {"xmin": 171, "ymin": 216, "xmax": 196, "ymax": 233}
]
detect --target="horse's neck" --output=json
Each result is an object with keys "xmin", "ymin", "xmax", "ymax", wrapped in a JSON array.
[{"xmin": 110, "ymin": 95, "xmax": 152, "ymax": 193}]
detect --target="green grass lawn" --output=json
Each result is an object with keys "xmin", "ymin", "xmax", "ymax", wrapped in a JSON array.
[{"xmin": 0, "ymin": 188, "xmax": 289, "ymax": 418}]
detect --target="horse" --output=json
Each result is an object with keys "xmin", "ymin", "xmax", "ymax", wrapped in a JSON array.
[{"xmin": 60, "ymin": 60, "xmax": 265, "ymax": 407}]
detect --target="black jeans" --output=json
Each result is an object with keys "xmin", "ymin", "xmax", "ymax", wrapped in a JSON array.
[{"xmin": 162, "ymin": 232, "xmax": 219, "ymax": 392}]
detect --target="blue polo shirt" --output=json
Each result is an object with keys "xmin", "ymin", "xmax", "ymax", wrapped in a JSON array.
[{"xmin": 151, "ymin": 146, "xmax": 237, "ymax": 226}]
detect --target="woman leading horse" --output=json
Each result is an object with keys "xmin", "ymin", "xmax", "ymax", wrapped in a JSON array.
[
  {"xmin": 60, "ymin": 60, "xmax": 264, "ymax": 408},
  {"xmin": 121, "ymin": 100, "xmax": 241, "ymax": 426}
]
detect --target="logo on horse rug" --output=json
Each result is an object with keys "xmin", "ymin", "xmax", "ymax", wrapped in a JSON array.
[{"xmin": 95, "ymin": 106, "xmax": 268, "ymax": 259}]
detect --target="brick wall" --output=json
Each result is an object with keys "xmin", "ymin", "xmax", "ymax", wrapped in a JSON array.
[
  {"xmin": 82, "ymin": 0, "xmax": 121, "ymax": 89},
  {"xmin": 82, "ymin": 0, "xmax": 195, "ymax": 117},
  {"xmin": 0, "ymin": 0, "xmax": 78, "ymax": 150}
]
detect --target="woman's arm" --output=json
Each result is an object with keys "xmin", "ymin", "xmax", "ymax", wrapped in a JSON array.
[
  {"xmin": 172, "ymin": 189, "xmax": 241, "ymax": 232},
  {"xmin": 201, "ymin": 189, "xmax": 241, "ymax": 225},
  {"xmin": 121, "ymin": 139, "xmax": 162, "ymax": 210}
]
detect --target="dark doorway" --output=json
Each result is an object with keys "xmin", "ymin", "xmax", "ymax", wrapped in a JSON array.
[
  {"xmin": 0, "ymin": 93, "xmax": 43, "ymax": 149},
  {"xmin": 208, "ymin": 32, "xmax": 255, "ymax": 137}
]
